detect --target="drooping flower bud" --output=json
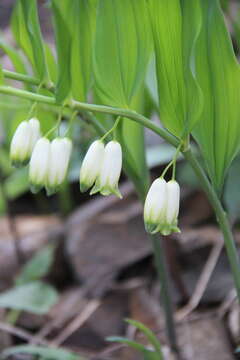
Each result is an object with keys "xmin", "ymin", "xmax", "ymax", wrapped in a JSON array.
[
  {"xmin": 10, "ymin": 118, "xmax": 41, "ymax": 167},
  {"xmin": 79, "ymin": 140, "xmax": 105, "ymax": 192},
  {"xmin": 91, "ymin": 141, "xmax": 122, "ymax": 198},
  {"xmin": 144, "ymin": 178, "xmax": 180, "ymax": 236},
  {"xmin": 144, "ymin": 178, "xmax": 168, "ymax": 234},
  {"xmin": 29, "ymin": 138, "xmax": 50, "ymax": 193},
  {"xmin": 46, "ymin": 137, "xmax": 72, "ymax": 195}
]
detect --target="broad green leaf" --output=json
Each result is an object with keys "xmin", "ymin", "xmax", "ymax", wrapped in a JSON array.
[
  {"xmin": 93, "ymin": 0, "xmax": 152, "ymax": 108},
  {"xmin": 51, "ymin": 0, "xmax": 72, "ymax": 102},
  {"xmin": 69, "ymin": 0, "xmax": 97, "ymax": 101},
  {"xmin": 0, "ymin": 346, "xmax": 82, "ymax": 360},
  {"xmin": 15, "ymin": 245, "xmax": 55, "ymax": 286},
  {"xmin": 193, "ymin": 0, "xmax": 240, "ymax": 191},
  {"xmin": 147, "ymin": 0, "xmax": 203, "ymax": 138},
  {"xmin": 0, "ymin": 281, "xmax": 58, "ymax": 314},
  {"xmin": 11, "ymin": 0, "xmax": 48, "ymax": 80}
]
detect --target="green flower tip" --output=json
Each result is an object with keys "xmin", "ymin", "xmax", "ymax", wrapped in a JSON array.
[
  {"xmin": 145, "ymin": 222, "xmax": 181, "ymax": 236},
  {"xmin": 80, "ymin": 182, "xmax": 91, "ymax": 193},
  {"xmin": 46, "ymin": 186, "xmax": 58, "ymax": 197},
  {"xmin": 30, "ymin": 183, "xmax": 42, "ymax": 194}
]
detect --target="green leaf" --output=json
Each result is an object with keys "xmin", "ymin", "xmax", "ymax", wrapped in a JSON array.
[
  {"xmin": 44, "ymin": 42, "xmax": 57, "ymax": 84},
  {"xmin": 93, "ymin": 0, "xmax": 152, "ymax": 108},
  {"xmin": 125, "ymin": 319, "xmax": 163, "ymax": 358},
  {"xmin": 15, "ymin": 245, "xmax": 55, "ymax": 286},
  {"xmin": 69, "ymin": 0, "xmax": 97, "ymax": 101},
  {"xmin": 4, "ymin": 167, "xmax": 29, "ymax": 200},
  {"xmin": 0, "ymin": 63, "xmax": 3, "ymax": 85},
  {"xmin": 107, "ymin": 336, "xmax": 148, "ymax": 352},
  {"xmin": 193, "ymin": 0, "xmax": 240, "ymax": 191},
  {"xmin": 0, "ymin": 281, "xmax": 58, "ymax": 314},
  {"xmin": 0, "ymin": 345, "xmax": 82, "ymax": 360},
  {"xmin": 107, "ymin": 336, "xmax": 161, "ymax": 360},
  {"xmin": 0, "ymin": 38, "xmax": 27, "ymax": 75},
  {"xmin": 51, "ymin": 0, "xmax": 72, "ymax": 102},
  {"xmin": 11, "ymin": 0, "xmax": 48, "ymax": 80},
  {"xmin": 147, "ymin": 0, "xmax": 203, "ymax": 138}
]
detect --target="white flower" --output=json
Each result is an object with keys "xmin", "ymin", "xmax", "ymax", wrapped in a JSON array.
[
  {"xmin": 144, "ymin": 178, "xmax": 168, "ymax": 234},
  {"xmin": 165, "ymin": 180, "xmax": 180, "ymax": 234},
  {"xmin": 91, "ymin": 140, "xmax": 122, "ymax": 198},
  {"xmin": 144, "ymin": 178, "xmax": 180, "ymax": 235},
  {"xmin": 10, "ymin": 118, "xmax": 41, "ymax": 166},
  {"xmin": 46, "ymin": 137, "xmax": 72, "ymax": 195},
  {"xmin": 29, "ymin": 138, "xmax": 50, "ymax": 193},
  {"xmin": 79, "ymin": 140, "xmax": 105, "ymax": 192}
]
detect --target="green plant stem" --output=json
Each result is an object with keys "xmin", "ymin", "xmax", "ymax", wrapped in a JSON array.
[
  {"xmin": 1, "ymin": 84, "xmax": 240, "ymax": 301},
  {"xmin": 150, "ymin": 234, "xmax": 179, "ymax": 354},
  {"xmin": 3, "ymin": 70, "xmax": 54, "ymax": 90},
  {"xmin": 3, "ymin": 70, "xmax": 40, "ymax": 85},
  {"xmin": 0, "ymin": 85, "xmax": 178, "ymax": 147},
  {"xmin": 184, "ymin": 148, "xmax": 240, "ymax": 300}
]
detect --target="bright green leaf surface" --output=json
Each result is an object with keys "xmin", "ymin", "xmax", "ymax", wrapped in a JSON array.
[
  {"xmin": 147, "ymin": 0, "xmax": 203, "ymax": 138},
  {"xmin": 69, "ymin": 0, "xmax": 97, "ymax": 101},
  {"xmin": 11, "ymin": 0, "xmax": 48, "ymax": 80},
  {"xmin": 51, "ymin": 0, "xmax": 72, "ymax": 102},
  {"xmin": 93, "ymin": 0, "xmax": 152, "ymax": 108},
  {"xmin": 193, "ymin": 0, "xmax": 240, "ymax": 191}
]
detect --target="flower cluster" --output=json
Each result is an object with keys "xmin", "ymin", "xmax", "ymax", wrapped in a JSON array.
[
  {"xmin": 144, "ymin": 178, "xmax": 180, "ymax": 236},
  {"xmin": 29, "ymin": 137, "xmax": 72, "ymax": 195},
  {"xmin": 80, "ymin": 140, "xmax": 122, "ymax": 198},
  {"xmin": 10, "ymin": 119, "xmax": 181, "ymax": 236},
  {"xmin": 10, "ymin": 119, "xmax": 72, "ymax": 195}
]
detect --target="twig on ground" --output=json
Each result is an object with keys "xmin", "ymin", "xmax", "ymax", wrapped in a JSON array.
[
  {"xmin": 0, "ymin": 321, "xmax": 49, "ymax": 345},
  {"xmin": 176, "ymin": 240, "xmax": 224, "ymax": 321},
  {"xmin": 51, "ymin": 299, "xmax": 101, "ymax": 346}
]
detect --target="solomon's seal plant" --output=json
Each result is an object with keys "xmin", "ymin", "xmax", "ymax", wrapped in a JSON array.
[{"xmin": 3, "ymin": 0, "xmax": 240, "ymax": 354}]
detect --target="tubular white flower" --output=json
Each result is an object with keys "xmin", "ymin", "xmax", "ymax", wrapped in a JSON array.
[
  {"xmin": 46, "ymin": 137, "xmax": 72, "ymax": 195},
  {"xmin": 144, "ymin": 178, "xmax": 168, "ymax": 234},
  {"xmin": 164, "ymin": 180, "xmax": 180, "ymax": 235},
  {"xmin": 29, "ymin": 118, "xmax": 41, "ymax": 149},
  {"xmin": 79, "ymin": 140, "xmax": 105, "ymax": 192},
  {"xmin": 91, "ymin": 141, "xmax": 122, "ymax": 198},
  {"xmin": 144, "ymin": 178, "xmax": 181, "ymax": 236},
  {"xmin": 10, "ymin": 118, "xmax": 41, "ymax": 166},
  {"xmin": 29, "ymin": 137, "xmax": 50, "ymax": 193}
]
